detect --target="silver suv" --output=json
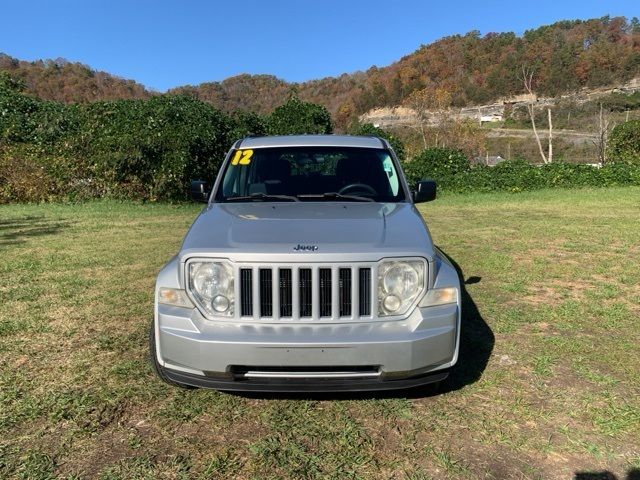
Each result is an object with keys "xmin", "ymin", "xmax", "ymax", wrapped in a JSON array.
[{"xmin": 151, "ymin": 135, "xmax": 461, "ymax": 392}]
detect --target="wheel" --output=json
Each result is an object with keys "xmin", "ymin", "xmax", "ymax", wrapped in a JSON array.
[{"xmin": 148, "ymin": 322, "xmax": 195, "ymax": 389}]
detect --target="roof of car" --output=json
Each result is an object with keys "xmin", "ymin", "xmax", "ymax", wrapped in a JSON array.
[{"xmin": 237, "ymin": 135, "xmax": 386, "ymax": 149}]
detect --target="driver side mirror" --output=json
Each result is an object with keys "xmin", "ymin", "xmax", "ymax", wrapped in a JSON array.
[
  {"xmin": 190, "ymin": 180, "xmax": 210, "ymax": 203},
  {"xmin": 413, "ymin": 180, "xmax": 436, "ymax": 203}
]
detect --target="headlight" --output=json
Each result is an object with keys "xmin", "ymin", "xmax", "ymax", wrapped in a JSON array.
[
  {"xmin": 188, "ymin": 261, "xmax": 234, "ymax": 317},
  {"xmin": 378, "ymin": 260, "xmax": 425, "ymax": 316}
]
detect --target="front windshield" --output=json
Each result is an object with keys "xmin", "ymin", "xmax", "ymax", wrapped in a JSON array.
[{"xmin": 215, "ymin": 146, "xmax": 405, "ymax": 202}]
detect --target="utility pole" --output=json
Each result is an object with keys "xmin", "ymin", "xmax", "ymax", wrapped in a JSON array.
[{"xmin": 547, "ymin": 108, "xmax": 553, "ymax": 164}]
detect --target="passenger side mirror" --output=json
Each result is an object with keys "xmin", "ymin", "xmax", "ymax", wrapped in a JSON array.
[
  {"xmin": 190, "ymin": 180, "xmax": 210, "ymax": 203},
  {"xmin": 413, "ymin": 180, "xmax": 436, "ymax": 203}
]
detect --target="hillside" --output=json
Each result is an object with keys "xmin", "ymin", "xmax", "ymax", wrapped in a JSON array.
[
  {"xmin": 361, "ymin": 77, "xmax": 640, "ymax": 128},
  {"xmin": 1, "ymin": 15, "xmax": 639, "ymax": 126},
  {"xmin": 0, "ymin": 54, "xmax": 150, "ymax": 103},
  {"xmin": 172, "ymin": 15, "xmax": 640, "ymax": 125}
]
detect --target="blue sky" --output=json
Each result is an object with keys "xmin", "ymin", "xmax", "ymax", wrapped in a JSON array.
[{"xmin": 1, "ymin": 0, "xmax": 638, "ymax": 91}]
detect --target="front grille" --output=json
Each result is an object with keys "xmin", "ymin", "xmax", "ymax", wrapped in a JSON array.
[{"xmin": 238, "ymin": 264, "xmax": 373, "ymax": 320}]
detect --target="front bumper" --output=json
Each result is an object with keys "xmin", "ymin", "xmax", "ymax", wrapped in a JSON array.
[{"xmin": 155, "ymin": 302, "xmax": 458, "ymax": 392}]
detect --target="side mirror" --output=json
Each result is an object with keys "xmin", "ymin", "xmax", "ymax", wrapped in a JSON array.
[
  {"xmin": 190, "ymin": 180, "xmax": 210, "ymax": 203},
  {"xmin": 413, "ymin": 180, "xmax": 436, "ymax": 203}
]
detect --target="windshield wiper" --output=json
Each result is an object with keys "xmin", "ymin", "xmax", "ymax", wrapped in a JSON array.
[
  {"xmin": 297, "ymin": 192, "xmax": 375, "ymax": 202},
  {"xmin": 225, "ymin": 192, "xmax": 299, "ymax": 202}
]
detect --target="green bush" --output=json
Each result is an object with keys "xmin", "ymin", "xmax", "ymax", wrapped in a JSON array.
[
  {"xmin": 608, "ymin": 120, "xmax": 640, "ymax": 163},
  {"xmin": 403, "ymin": 147, "xmax": 640, "ymax": 193},
  {"xmin": 402, "ymin": 148, "xmax": 470, "ymax": 188},
  {"xmin": 267, "ymin": 96, "xmax": 333, "ymax": 135},
  {"xmin": 0, "ymin": 74, "xmax": 79, "ymax": 150},
  {"xmin": 230, "ymin": 110, "xmax": 268, "ymax": 139},
  {"xmin": 74, "ymin": 95, "xmax": 233, "ymax": 200},
  {"xmin": 1, "ymin": 85, "xmax": 236, "ymax": 201}
]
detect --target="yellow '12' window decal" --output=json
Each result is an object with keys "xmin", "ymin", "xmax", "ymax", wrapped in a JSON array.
[{"xmin": 230, "ymin": 149, "xmax": 253, "ymax": 165}]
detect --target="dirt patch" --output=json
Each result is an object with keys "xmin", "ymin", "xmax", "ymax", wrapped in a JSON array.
[
  {"xmin": 57, "ymin": 426, "xmax": 136, "ymax": 478},
  {"xmin": 523, "ymin": 278, "xmax": 594, "ymax": 306}
]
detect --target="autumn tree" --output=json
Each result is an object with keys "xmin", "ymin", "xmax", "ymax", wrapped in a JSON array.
[
  {"xmin": 403, "ymin": 85, "xmax": 452, "ymax": 149},
  {"xmin": 432, "ymin": 119, "xmax": 486, "ymax": 160},
  {"xmin": 334, "ymin": 101, "xmax": 357, "ymax": 133}
]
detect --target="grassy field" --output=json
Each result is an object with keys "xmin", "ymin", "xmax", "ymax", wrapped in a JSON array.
[{"xmin": 1, "ymin": 188, "xmax": 639, "ymax": 479}]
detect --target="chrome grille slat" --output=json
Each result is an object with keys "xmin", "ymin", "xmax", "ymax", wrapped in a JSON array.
[
  {"xmin": 350, "ymin": 266, "xmax": 358, "ymax": 318},
  {"xmin": 272, "ymin": 267, "xmax": 280, "ymax": 320},
  {"xmin": 251, "ymin": 266, "xmax": 260, "ymax": 320},
  {"xmin": 311, "ymin": 267, "xmax": 320, "ymax": 320},
  {"xmin": 331, "ymin": 267, "xmax": 340, "ymax": 319},
  {"xmin": 291, "ymin": 267, "xmax": 300, "ymax": 319}
]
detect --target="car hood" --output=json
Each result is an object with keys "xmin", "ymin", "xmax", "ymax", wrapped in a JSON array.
[{"xmin": 179, "ymin": 202, "xmax": 435, "ymax": 262}]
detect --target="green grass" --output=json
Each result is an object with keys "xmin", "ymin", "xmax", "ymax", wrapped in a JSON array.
[{"xmin": 1, "ymin": 188, "xmax": 639, "ymax": 479}]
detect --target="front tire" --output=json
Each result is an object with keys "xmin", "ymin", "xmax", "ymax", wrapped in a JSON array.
[{"xmin": 149, "ymin": 322, "xmax": 195, "ymax": 389}]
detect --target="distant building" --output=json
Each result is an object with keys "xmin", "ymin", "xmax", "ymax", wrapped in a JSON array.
[{"xmin": 480, "ymin": 114, "xmax": 503, "ymax": 123}]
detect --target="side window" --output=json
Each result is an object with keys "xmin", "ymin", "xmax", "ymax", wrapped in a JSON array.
[
  {"xmin": 382, "ymin": 155, "xmax": 399, "ymax": 195},
  {"xmin": 222, "ymin": 166, "xmax": 239, "ymax": 196}
]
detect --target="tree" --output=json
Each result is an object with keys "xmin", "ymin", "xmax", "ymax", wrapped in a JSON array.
[
  {"xmin": 607, "ymin": 120, "xmax": 640, "ymax": 163},
  {"xmin": 267, "ymin": 96, "xmax": 333, "ymax": 135},
  {"xmin": 520, "ymin": 66, "xmax": 553, "ymax": 164},
  {"xmin": 431, "ymin": 119, "xmax": 487, "ymax": 160},
  {"xmin": 334, "ymin": 101, "xmax": 357, "ymax": 133},
  {"xmin": 230, "ymin": 110, "xmax": 267, "ymax": 140},
  {"xmin": 0, "ymin": 71, "xmax": 26, "ymax": 94},
  {"xmin": 403, "ymin": 85, "xmax": 452, "ymax": 149},
  {"xmin": 592, "ymin": 103, "xmax": 612, "ymax": 164}
]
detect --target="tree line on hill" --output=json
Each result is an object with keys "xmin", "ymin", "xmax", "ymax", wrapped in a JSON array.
[
  {"xmin": 0, "ymin": 54, "xmax": 150, "ymax": 103},
  {"xmin": 2, "ymin": 16, "xmax": 639, "ymax": 130}
]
